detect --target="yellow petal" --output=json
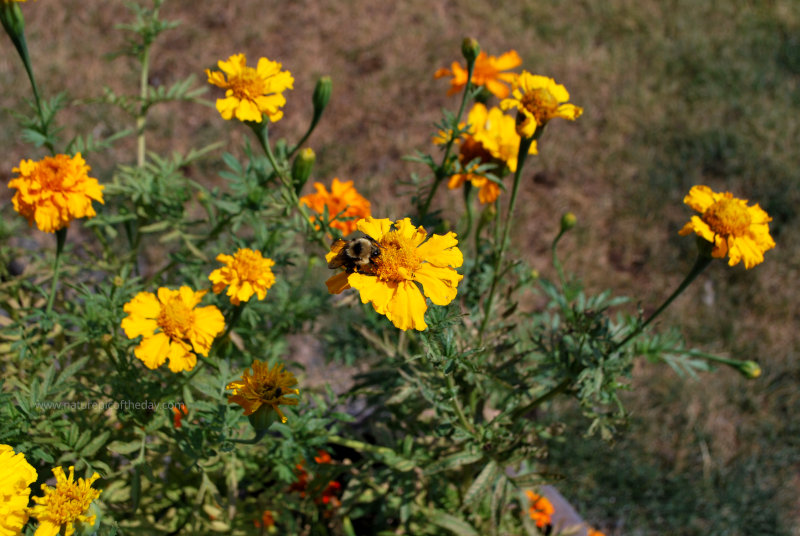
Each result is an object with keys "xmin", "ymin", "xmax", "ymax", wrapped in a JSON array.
[
  {"xmin": 414, "ymin": 264, "xmax": 462, "ymax": 306},
  {"xmin": 416, "ymin": 232, "xmax": 463, "ymax": 268},
  {"xmin": 349, "ymin": 273, "xmax": 395, "ymax": 315},
  {"xmin": 357, "ymin": 217, "xmax": 392, "ymax": 241},
  {"xmin": 167, "ymin": 342, "xmax": 197, "ymax": 373},
  {"xmin": 134, "ymin": 333, "xmax": 170, "ymax": 369},
  {"xmin": 326, "ymin": 271, "xmax": 351, "ymax": 294},
  {"xmin": 385, "ymin": 281, "xmax": 428, "ymax": 331}
]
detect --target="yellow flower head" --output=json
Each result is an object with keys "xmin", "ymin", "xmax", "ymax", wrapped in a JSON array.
[
  {"xmin": 209, "ymin": 248, "xmax": 276, "ymax": 306},
  {"xmin": 206, "ymin": 53, "xmax": 294, "ymax": 123},
  {"xmin": 678, "ymin": 185, "xmax": 775, "ymax": 269},
  {"xmin": 326, "ymin": 217, "xmax": 464, "ymax": 331},
  {"xmin": 226, "ymin": 360, "xmax": 300, "ymax": 423},
  {"xmin": 500, "ymin": 72, "xmax": 583, "ymax": 138},
  {"xmin": 434, "ymin": 50, "xmax": 522, "ymax": 99},
  {"xmin": 8, "ymin": 153, "xmax": 104, "ymax": 233},
  {"xmin": 30, "ymin": 466, "xmax": 101, "ymax": 536},
  {"xmin": 121, "ymin": 286, "xmax": 225, "ymax": 373},
  {"xmin": 0, "ymin": 444, "xmax": 37, "ymax": 536},
  {"xmin": 525, "ymin": 490, "xmax": 554, "ymax": 528},
  {"xmin": 437, "ymin": 103, "xmax": 537, "ymax": 204},
  {"xmin": 299, "ymin": 178, "xmax": 372, "ymax": 235}
]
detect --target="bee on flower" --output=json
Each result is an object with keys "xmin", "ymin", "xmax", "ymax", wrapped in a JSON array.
[{"xmin": 326, "ymin": 217, "xmax": 463, "ymax": 331}]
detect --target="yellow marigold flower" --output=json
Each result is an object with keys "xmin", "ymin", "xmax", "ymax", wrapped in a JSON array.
[
  {"xmin": 326, "ymin": 217, "xmax": 464, "ymax": 331},
  {"xmin": 525, "ymin": 490, "xmax": 554, "ymax": 528},
  {"xmin": 438, "ymin": 103, "xmax": 537, "ymax": 204},
  {"xmin": 300, "ymin": 178, "xmax": 371, "ymax": 236},
  {"xmin": 226, "ymin": 360, "xmax": 300, "ymax": 423},
  {"xmin": 678, "ymin": 185, "xmax": 775, "ymax": 269},
  {"xmin": 30, "ymin": 466, "xmax": 101, "ymax": 536},
  {"xmin": 8, "ymin": 153, "xmax": 104, "ymax": 233},
  {"xmin": 206, "ymin": 53, "xmax": 294, "ymax": 123},
  {"xmin": 121, "ymin": 286, "xmax": 225, "ymax": 373},
  {"xmin": 435, "ymin": 50, "xmax": 522, "ymax": 99},
  {"xmin": 500, "ymin": 71, "xmax": 583, "ymax": 139},
  {"xmin": 209, "ymin": 248, "xmax": 276, "ymax": 306},
  {"xmin": 0, "ymin": 444, "xmax": 37, "ymax": 536}
]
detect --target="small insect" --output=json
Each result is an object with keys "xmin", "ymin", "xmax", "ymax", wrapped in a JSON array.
[{"xmin": 327, "ymin": 236, "xmax": 381, "ymax": 275}]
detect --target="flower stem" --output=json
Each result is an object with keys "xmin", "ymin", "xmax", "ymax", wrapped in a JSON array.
[
  {"xmin": 45, "ymin": 228, "xmax": 67, "ymax": 316},
  {"xmin": 478, "ymin": 133, "xmax": 537, "ymax": 339},
  {"xmin": 616, "ymin": 252, "xmax": 713, "ymax": 350},
  {"xmin": 507, "ymin": 377, "xmax": 572, "ymax": 422},
  {"xmin": 136, "ymin": 45, "xmax": 151, "ymax": 168},
  {"xmin": 327, "ymin": 435, "xmax": 397, "ymax": 457},
  {"xmin": 419, "ymin": 61, "xmax": 476, "ymax": 219},
  {"xmin": 447, "ymin": 374, "xmax": 476, "ymax": 435}
]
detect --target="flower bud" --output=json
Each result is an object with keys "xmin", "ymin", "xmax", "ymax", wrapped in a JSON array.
[
  {"xmin": 291, "ymin": 147, "xmax": 316, "ymax": 195},
  {"xmin": 461, "ymin": 38, "xmax": 481, "ymax": 65},
  {"xmin": 312, "ymin": 76, "xmax": 332, "ymax": 120},
  {"xmin": 560, "ymin": 212, "xmax": 577, "ymax": 232},
  {"xmin": 248, "ymin": 404, "xmax": 281, "ymax": 432},
  {"xmin": 736, "ymin": 360, "xmax": 761, "ymax": 379},
  {"xmin": 0, "ymin": 2, "xmax": 25, "ymax": 47}
]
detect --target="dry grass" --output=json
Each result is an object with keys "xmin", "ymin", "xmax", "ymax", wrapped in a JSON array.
[{"xmin": 1, "ymin": 0, "xmax": 798, "ymax": 533}]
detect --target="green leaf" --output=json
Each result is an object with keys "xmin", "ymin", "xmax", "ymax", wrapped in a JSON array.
[
  {"xmin": 427, "ymin": 508, "xmax": 480, "ymax": 536},
  {"xmin": 107, "ymin": 440, "xmax": 141, "ymax": 455},
  {"xmin": 463, "ymin": 460, "xmax": 500, "ymax": 507},
  {"xmin": 423, "ymin": 450, "xmax": 484, "ymax": 475},
  {"xmin": 81, "ymin": 431, "xmax": 110, "ymax": 457}
]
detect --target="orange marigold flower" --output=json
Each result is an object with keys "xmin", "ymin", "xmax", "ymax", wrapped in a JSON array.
[
  {"xmin": 209, "ymin": 248, "xmax": 276, "ymax": 305},
  {"xmin": 8, "ymin": 153, "xmax": 104, "ymax": 233},
  {"xmin": 314, "ymin": 450, "xmax": 333, "ymax": 464},
  {"xmin": 525, "ymin": 490, "xmax": 554, "ymax": 528},
  {"xmin": 435, "ymin": 50, "xmax": 522, "ymax": 99},
  {"xmin": 30, "ymin": 466, "xmax": 102, "ymax": 536},
  {"xmin": 501, "ymin": 72, "xmax": 582, "ymax": 139},
  {"xmin": 172, "ymin": 403, "xmax": 188, "ymax": 429},
  {"xmin": 0, "ymin": 444, "xmax": 37, "ymax": 536},
  {"xmin": 588, "ymin": 529, "xmax": 606, "ymax": 536},
  {"xmin": 253, "ymin": 510, "xmax": 276, "ymax": 529},
  {"xmin": 678, "ymin": 185, "xmax": 775, "ymax": 269},
  {"xmin": 206, "ymin": 53, "xmax": 293, "ymax": 123},
  {"xmin": 121, "ymin": 286, "xmax": 225, "ymax": 373},
  {"xmin": 226, "ymin": 360, "xmax": 299, "ymax": 423},
  {"xmin": 300, "ymin": 178, "xmax": 371, "ymax": 236},
  {"xmin": 326, "ymin": 217, "xmax": 463, "ymax": 331}
]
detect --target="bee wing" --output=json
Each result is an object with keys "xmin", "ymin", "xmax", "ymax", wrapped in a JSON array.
[{"xmin": 327, "ymin": 240, "xmax": 348, "ymax": 269}]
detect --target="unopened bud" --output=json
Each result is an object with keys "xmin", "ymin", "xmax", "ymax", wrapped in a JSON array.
[
  {"xmin": 560, "ymin": 212, "xmax": 577, "ymax": 232},
  {"xmin": 291, "ymin": 147, "xmax": 316, "ymax": 195},
  {"xmin": 0, "ymin": 2, "xmax": 25, "ymax": 46},
  {"xmin": 312, "ymin": 76, "xmax": 332, "ymax": 121},
  {"xmin": 113, "ymin": 276, "xmax": 124, "ymax": 287},
  {"xmin": 736, "ymin": 360, "xmax": 761, "ymax": 379},
  {"xmin": 248, "ymin": 404, "xmax": 281, "ymax": 432},
  {"xmin": 461, "ymin": 38, "xmax": 481, "ymax": 65}
]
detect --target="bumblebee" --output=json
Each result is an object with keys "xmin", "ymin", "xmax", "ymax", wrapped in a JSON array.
[{"xmin": 327, "ymin": 237, "xmax": 381, "ymax": 275}]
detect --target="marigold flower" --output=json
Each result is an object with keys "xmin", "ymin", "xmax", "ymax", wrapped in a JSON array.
[
  {"xmin": 588, "ymin": 529, "xmax": 606, "ymax": 536},
  {"xmin": 326, "ymin": 217, "xmax": 463, "ymax": 331},
  {"xmin": 500, "ymin": 72, "xmax": 583, "ymax": 139},
  {"xmin": 206, "ymin": 53, "xmax": 293, "ymax": 123},
  {"xmin": 525, "ymin": 490, "xmax": 554, "ymax": 528},
  {"xmin": 314, "ymin": 450, "xmax": 333, "ymax": 464},
  {"xmin": 435, "ymin": 50, "xmax": 522, "ymax": 99},
  {"xmin": 438, "ymin": 103, "xmax": 537, "ymax": 203},
  {"xmin": 300, "ymin": 178, "xmax": 372, "ymax": 235},
  {"xmin": 172, "ymin": 403, "xmax": 188, "ymax": 429},
  {"xmin": 0, "ymin": 444, "xmax": 37, "ymax": 536},
  {"xmin": 253, "ymin": 510, "xmax": 276, "ymax": 529},
  {"xmin": 8, "ymin": 153, "xmax": 104, "ymax": 233},
  {"xmin": 209, "ymin": 248, "xmax": 276, "ymax": 306},
  {"xmin": 678, "ymin": 185, "xmax": 775, "ymax": 269},
  {"xmin": 121, "ymin": 286, "xmax": 225, "ymax": 373},
  {"xmin": 226, "ymin": 360, "xmax": 299, "ymax": 423},
  {"xmin": 30, "ymin": 466, "xmax": 101, "ymax": 536}
]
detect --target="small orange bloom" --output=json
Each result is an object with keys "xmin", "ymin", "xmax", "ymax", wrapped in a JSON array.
[
  {"xmin": 172, "ymin": 403, "xmax": 188, "ymax": 428},
  {"xmin": 435, "ymin": 50, "xmax": 522, "ymax": 99},
  {"xmin": 525, "ymin": 490, "xmax": 554, "ymax": 528},
  {"xmin": 314, "ymin": 450, "xmax": 333, "ymax": 464},
  {"xmin": 253, "ymin": 510, "xmax": 275, "ymax": 528},
  {"xmin": 300, "ymin": 178, "xmax": 371, "ymax": 235},
  {"xmin": 588, "ymin": 529, "xmax": 606, "ymax": 536}
]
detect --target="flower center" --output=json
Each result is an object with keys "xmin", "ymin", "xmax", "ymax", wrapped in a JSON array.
[
  {"xmin": 36, "ymin": 159, "xmax": 68, "ymax": 190},
  {"xmin": 520, "ymin": 88, "xmax": 559, "ymax": 125},
  {"xmin": 229, "ymin": 69, "xmax": 267, "ymax": 100},
  {"xmin": 459, "ymin": 136, "xmax": 494, "ymax": 166},
  {"xmin": 158, "ymin": 296, "xmax": 193, "ymax": 340},
  {"xmin": 257, "ymin": 383, "xmax": 284, "ymax": 402},
  {"xmin": 703, "ymin": 198, "xmax": 752, "ymax": 236},
  {"xmin": 232, "ymin": 250, "xmax": 264, "ymax": 281},
  {"xmin": 375, "ymin": 231, "xmax": 422, "ymax": 283},
  {"xmin": 47, "ymin": 483, "xmax": 93, "ymax": 523}
]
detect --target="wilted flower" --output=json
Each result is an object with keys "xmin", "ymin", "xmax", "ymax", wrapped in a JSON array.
[
  {"xmin": 678, "ymin": 185, "xmax": 775, "ymax": 269},
  {"xmin": 500, "ymin": 72, "xmax": 582, "ymax": 138},
  {"xmin": 8, "ymin": 153, "xmax": 104, "ymax": 233},
  {"xmin": 121, "ymin": 287, "xmax": 225, "ymax": 373},
  {"xmin": 435, "ymin": 50, "xmax": 522, "ymax": 98},
  {"xmin": 326, "ymin": 217, "xmax": 463, "ymax": 331},
  {"xmin": 226, "ymin": 360, "xmax": 299, "ymax": 423},
  {"xmin": 30, "ymin": 466, "xmax": 101, "ymax": 536},
  {"xmin": 206, "ymin": 53, "xmax": 293, "ymax": 123}
]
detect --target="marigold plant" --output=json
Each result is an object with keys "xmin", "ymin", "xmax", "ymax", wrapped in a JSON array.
[{"xmin": 30, "ymin": 466, "xmax": 101, "ymax": 536}]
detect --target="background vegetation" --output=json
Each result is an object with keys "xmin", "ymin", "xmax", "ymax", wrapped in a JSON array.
[{"xmin": 1, "ymin": 1, "xmax": 797, "ymax": 535}]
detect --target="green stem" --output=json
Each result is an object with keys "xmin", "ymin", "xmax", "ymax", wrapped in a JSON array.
[
  {"xmin": 551, "ymin": 229, "xmax": 568, "ymax": 288},
  {"xmin": 327, "ymin": 435, "xmax": 397, "ymax": 457},
  {"xmin": 419, "ymin": 61, "xmax": 476, "ymax": 219},
  {"xmin": 136, "ymin": 45, "xmax": 151, "ymax": 168},
  {"xmin": 616, "ymin": 252, "xmax": 713, "ymax": 350},
  {"xmin": 507, "ymin": 378, "xmax": 571, "ymax": 422},
  {"xmin": 478, "ymin": 134, "xmax": 537, "ymax": 339},
  {"xmin": 45, "ymin": 228, "xmax": 67, "ymax": 315},
  {"xmin": 447, "ymin": 374, "xmax": 475, "ymax": 435}
]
